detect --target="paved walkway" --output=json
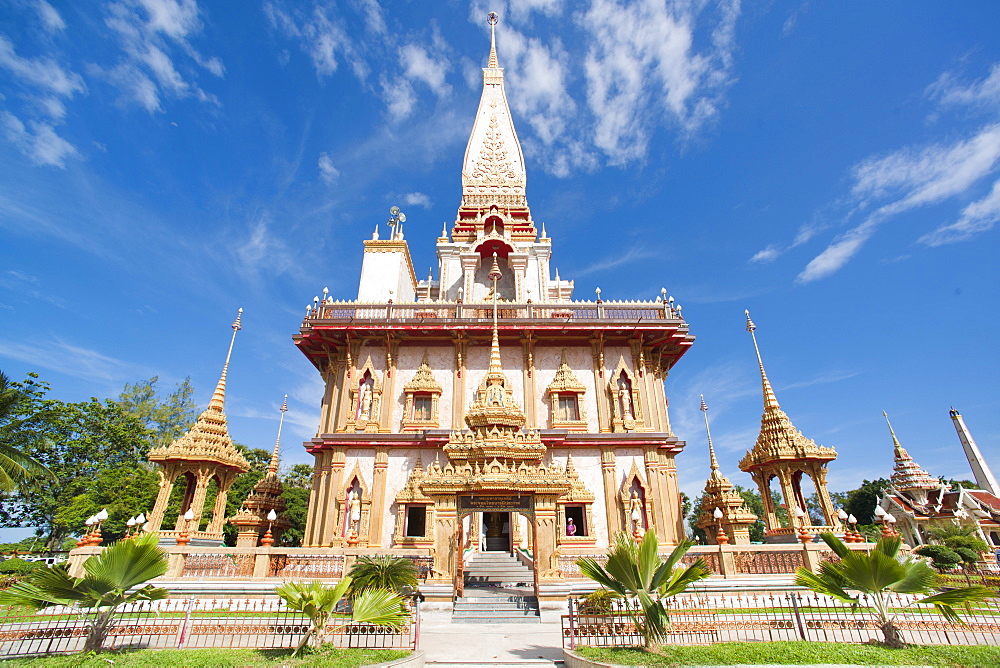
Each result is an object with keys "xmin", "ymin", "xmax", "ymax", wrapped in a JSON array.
[{"xmin": 420, "ymin": 620, "xmax": 564, "ymax": 666}]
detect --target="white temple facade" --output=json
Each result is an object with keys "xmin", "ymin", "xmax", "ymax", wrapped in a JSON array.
[{"xmin": 293, "ymin": 19, "xmax": 694, "ymax": 602}]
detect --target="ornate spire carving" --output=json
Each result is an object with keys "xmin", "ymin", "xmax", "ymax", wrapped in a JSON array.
[
  {"xmin": 739, "ymin": 311, "xmax": 837, "ymax": 471},
  {"xmin": 884, "ymin": 411, "xmax": 939, "ymax": 491},
  {"xmin": 696, "ymin": 396, "xmax": 757, "ymax": 544},
  {"xmin": 148, "ymin": 309, "xmax": 250, "ymax": 472}
]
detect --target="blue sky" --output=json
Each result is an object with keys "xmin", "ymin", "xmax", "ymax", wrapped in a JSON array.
[{"xmin": 1, "ymin": 0, "xmax": 999, "ymax": 530}]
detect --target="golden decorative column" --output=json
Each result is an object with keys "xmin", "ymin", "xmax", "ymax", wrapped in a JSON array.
[
  {"xmin": 368, "ymin": 446, "xmax": 390, "ymax": 547},
  {"xmin": 600, "ymin": 447, "xmax": 620, "ymax": 537},
  {"xmin": 533, "ymin": 495, "xmax": 560, "ymax": 578},
  {"xmin": 430, "ymin": 495, "xmax": 458, "ymax": 581}
]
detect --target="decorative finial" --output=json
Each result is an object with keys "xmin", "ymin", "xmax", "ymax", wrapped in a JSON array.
[
  {"xmin": 268, "ymin": 394, "xmax": 288, "ymax": 474},
  {"xmin": 883, "ymin": 410, "xmax": 903, "ymax": 450},
  {"xmin": 488, "ymin": 251, "xmax": 502, "ymax": 282},
  {"xmin": 701, "ymin": 395, "xmax": 720, "ymax": 472},
  {"xmin": 745, "ymin": 310, "xmax": 780, "ymax": 410},
  {"xmin": 210, "ymin": 308, "xmax": 244, "ymax": 411},
  {"xmin": 372, "ymin": 224, "xmax": 379, "ymax": 240},
  {"xmin": 487, "ymin": 12, "xmax": 499, "ymax": 69}
]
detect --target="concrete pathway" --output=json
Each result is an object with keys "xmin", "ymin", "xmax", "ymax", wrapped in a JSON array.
[{"xmin": 420, "ymin": 620, "xmax": 565, "ymax": 666}]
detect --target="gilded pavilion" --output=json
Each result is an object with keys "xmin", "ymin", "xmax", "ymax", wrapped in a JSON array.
[{"xmin": 292, "ymin": 17, "xmax": 694, "ymax": 595}]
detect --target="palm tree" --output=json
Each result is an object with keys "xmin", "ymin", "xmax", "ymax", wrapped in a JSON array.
[
  {"xmin": 275, "ymin": 577, "xmax": 409, "ymax": 656},
  {"xmin": 0, "ymin": 532, "xmax": 169, "ymax": 653},
  {"xmin": 347, "ymin": 554, "xmax": 418, "ymax": 597},
  {"xmin": 795, "ymin": 532, "xmax": 994, "ymax": 647},
  {"xmin": 576, "ymin": 531, "xmax": 710, "ymax": 647},
  {"xmin": 0, "ymin": 371, "xmax": 56, "ymax": 492}
]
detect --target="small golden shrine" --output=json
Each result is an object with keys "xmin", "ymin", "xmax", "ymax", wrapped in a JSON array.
[
  {"xmin": 230, "ymin": 396, "xmax": 292, "ymax": 547},
  {"xmin": 146, "ymin": 310, "xmax": 250, "ymax": 544},
  {"xmin": 695, "ymin": 396, "xmax": 757, "ymax": 544},
  {"xmin": 739, "ymin": 311, "xmax": 839, "ymax": 539}
]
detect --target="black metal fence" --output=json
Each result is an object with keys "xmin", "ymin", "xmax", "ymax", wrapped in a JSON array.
[
  {"xmin": 0, "ymin": 597, "xmax": 419, "ymax": 657},
  {"xmin": 563, "ymin": 591, "xmax": 1000, "ymax": 648}
]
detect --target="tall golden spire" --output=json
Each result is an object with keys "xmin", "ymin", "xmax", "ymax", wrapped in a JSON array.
[
  {"xmin": 745, "ymin": 310, "xmax": 779, "ymax": 410},
  {"xmin": 209, "ymin": 308, "xmax": 243, "ymax": 411},
  {"xmin": 701, "ymin": 395, "xmax": 730, "ymax": 492},
  {"xmin": 488, "ymin": 252, "xmax": 503, "ymax": 375},
  {"xmin": 268, "ymin": 395, "xmax": 288, "ymax": 475},
  {"xmin": 884, "ymin": 410, "xmax": 939, "ymax": 491}
]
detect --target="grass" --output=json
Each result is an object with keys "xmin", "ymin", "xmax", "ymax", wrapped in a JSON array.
[
  {"xmin": 0, "ymin": 647, "xmax": 411, "ymax": 667},
  {"xmin": 573, "ymin": 641, "xmax": 1000, "ymax": 666}
]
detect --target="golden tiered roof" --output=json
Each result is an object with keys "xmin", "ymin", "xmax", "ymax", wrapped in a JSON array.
[
  {"xmin": 231, "ymin": 396, "xmax": 289, "ymax": 531},
  {"xmin": 148, "ymin": 310, "xmax": 250, "ymax": 473},
  {"xmin": 738, "ymin": 311, "xmax": 836, "ymax": 472},
  {"xmin": 697, "ymin": 396, "xmax": 756, "ymax": 529},
  {"xmin": 884, "ymin": 411, "xmax": 940, "ymax": 491}
]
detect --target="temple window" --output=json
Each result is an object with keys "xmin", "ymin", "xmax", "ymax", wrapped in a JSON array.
[
  {"xmin": 546, "ymin": 350, "xmax": 588, "ymax": 431},
  {"xmin": 401, "ymin": 352, "xmax": 442, "ymax": 432},
  {"xmin": 556, "ymin": 394, "xmax": 580, "ymax": 422},
  {"xmin": 404, "ymin": 505, "xmax": 427, "ymax": 537},
  {"xmin": 565, "ymin": 505, "xmax": 587, "ymax": 536},
  {"xmin": 412, "ymin": 394, "xmax": 433, "ymax": 421}
]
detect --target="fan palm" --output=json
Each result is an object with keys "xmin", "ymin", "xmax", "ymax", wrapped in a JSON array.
[
  {"xmin": 795, "ymin": 532, "xmax": 994, "ymax": 647},
  {"xmin": 347, "ymin": 554, "xmax": 418, "ymax": 597},
  {"xmin": 275, "ymin": 577, "xmax": 409, "ymax": 656},
  {"xmin": 576, "ymin": 531, "xmax": 710, "ymax": 647},
  {"xmin": 0, "ymin": 371, "xmax": 56, "ymax": 492},
  {"xmin": 0, "ymin": 532, "xmax": 169, "ymax": 652}
]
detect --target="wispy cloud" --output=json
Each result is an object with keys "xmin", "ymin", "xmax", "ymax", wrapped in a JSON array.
[
  {"xmin": 799, "ymin": 122, "xmax": 1000, "ymax": 282},
  {"xmin": 572, "ymin": 246, "xmax": 656, "ymax": 277},
  {"xmin": 927, "ymin": 63, "xmax": 1000, "ymax": 112},
  {"xmin": 35, "ymin": 0, "xmax": 66, "ymax": 33},
  {"xmin": 0, "ymin": 338, "xmax": 153, "ymax": 384},
  {"xmin": 0, "ymin": 111, "xmax": 78, "ymax": 167},
  {"xmin": 317, "ymin": 152, "xmax": 340, "ymax": 184},
  {"xmin": 98, "ymin": 0, "xmax": 224, "ymax": 113},
  {"xmin": 401, "ymin": 192, "xmax": 432, "ymax": 208},
  {"xmin": 919, "ymin": 177, "xmax": 1000, "ymax": 246}
]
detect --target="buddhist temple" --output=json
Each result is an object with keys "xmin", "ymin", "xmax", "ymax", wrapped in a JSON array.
[
  {"xmin": 739, "ymin": 311, "xmax": 839, "ymax": 541},
  {"xmin": 879, "ymin": 410, "xmax": 1000, "ymax": 547},
  {"xmin": 292, "ymin": 14, "xmax": 694, "ymax": 601}
]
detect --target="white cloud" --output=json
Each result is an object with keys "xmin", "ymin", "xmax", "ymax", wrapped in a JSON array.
[
  {"xmin": 35, "ymin": 0, "xmax": 66, "ymax": 33},
  {"xmin": 0, "ymin": 36, "xmax": 85, "ymax": 97},
  {"xmin": 580, "ymin": 0, "xmax": 739, "ymax": 164},
  {"xmin": 402, "ymin": 192, "xmax": 432, "ymax": 208},
  {"xmin": 920, "ymin": 178, "xmax": 1000, "ymax": 246},
  {"xmin": 0, "ymin": 111, "xmax": 77, "ymax": 168},
  {"xmin": 379, "ymin": 75, "xmax": 416, "ymax": 122},
  {"xmin": 798, "ymin": 123, "xmax": 1000, "ymax": 282},
  {"xmin": 100, "ymin": 0, "xmax": 223, "ymax": 113},
  {"xmin": 399, "ymin": 43, "xmax": 451, "ymax": 97},
  {"xmin": 927, "ymin": 63, "xmax": 1000, "ymax": 111},
  {"xmin": 318, "ymin": 152, "xmax": 340, "ymax": 184},
  {"xmin": 573, "ymin": 246, "xmax": 656, "ymax": 277},
  {"xmin": 0, "ymin": 338, "xmax": 153, "ymax": 384},
  {"xmin": 265, "ymin": 2, "xmax": 357, "ymax": 78}
]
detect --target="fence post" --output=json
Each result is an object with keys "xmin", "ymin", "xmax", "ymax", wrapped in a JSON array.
[
  {"xmin": 253, "ymin": 551, "xmax": 270, "ymax": 578},
  {"xmin": 568, "ymin": 597, "xmax": 576, "ymax": 650},
  {"xmin": 789, "ymin": 592, "xmax": 807, "ymax": 641},
  {"xmin": 175, "ymin": 597, "xmax": 196, "ymax": 648}
]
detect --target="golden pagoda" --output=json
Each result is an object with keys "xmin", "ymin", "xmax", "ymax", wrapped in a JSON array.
[{"xmin": 695, "ymin": 396, "xmax": 757, "ymax": 544}]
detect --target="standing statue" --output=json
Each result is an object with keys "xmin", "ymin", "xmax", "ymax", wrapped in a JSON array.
[
  {"xmin": 628, "ymin": 490, "xmax": 644, "ymax": 535},
  {"xmin": 359, "ymin": 384, "xmax": 372, "ymax": 420},
  {"xmin": 619, "ymin": 384, "xmax": 634, "ymax": 420}
]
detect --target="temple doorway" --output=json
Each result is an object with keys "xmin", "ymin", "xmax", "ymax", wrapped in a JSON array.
[{"xmin": 482, "ymin": 511, "xmax": 511, "ymax": 552}]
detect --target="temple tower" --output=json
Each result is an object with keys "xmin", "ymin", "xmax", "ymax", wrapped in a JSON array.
[
  {"xmin": 884, "ymin": 411, "xmax": 940, "ymax": 504},
  {"xmin": 738, "ymin": 311, "xmax": 839, "ymax": 540},
  {"xmin": 694, "ymin": 396, "xmax": 757, "ymax": 545},
  {"xmin": 293, "ymin": 14, "xmax": 694, "ymax": 604},
  {"xmin": 950, "ymin": 408, "xmax": 1000, "ymax": 496},
  {"xmin": 147, "ymin": 310, "xmax": 250, "ymax": 544}
]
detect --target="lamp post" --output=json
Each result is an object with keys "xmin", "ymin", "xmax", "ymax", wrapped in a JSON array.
[
  {"xmin": 837, "ymin": 509, "xmax": 851, "ymax": 542},
  {"xmin": 78, "ymin": 516, "xmax": 96, "ymax": 547},
  {"xmin": 795, "ymin": 506, "xmax": 812, "ymax": 544},
  {"xmin": 135, "ymin": 513, "xmax": 146, "ymax": 535},
  {"xmin": 125, "ymin": 516, "xmax": 136, "ymax": 539},
  {"xmin": 90, "ymin": 509, "xmax": 108, "ymax": 546},
  {"xmin": 388, "ymin": 206, "xmax": 406, "ymax": 240},
  {"xmin": 847, "ymin": 514, "xmax": 861, "ymax": 543},
  {"xmin": 176, "ymin": 509, "xmax": 194, "ymax": 546},
  {"xmin": 713, "ymin": 506, "xmax": 729, "ymax": 545},
  {"xmin": 261, "ymin": 509, "xmax": 277, "ymax": 547}
]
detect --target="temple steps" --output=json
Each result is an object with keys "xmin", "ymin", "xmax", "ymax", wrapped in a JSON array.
[{"xmin": 456, "ymin": 553, "xmax": 539, "ymax": 622}]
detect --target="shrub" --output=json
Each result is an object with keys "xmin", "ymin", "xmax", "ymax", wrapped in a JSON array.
[
  {"xmin": 578, "ymin": 588, "xmax": 621, "ymax": 614},
  {"xmin": 913, "ymin": 544, "xmax": 962, "ymax": 573},
  {"xmin": 943, "ymin": 534, "xmax": 990, "ymax": 555},
  {"xmin": 0, "ymin": 558, "xmax": 44, "ymax": 575}
]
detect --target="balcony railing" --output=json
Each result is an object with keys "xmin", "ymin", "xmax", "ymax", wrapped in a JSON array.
[{"xmin": 303, "ymin": 300, "xmax": 684, "ymax": 324}]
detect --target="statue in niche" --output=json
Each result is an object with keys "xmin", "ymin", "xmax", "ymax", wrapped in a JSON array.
[
  {"xmin": 618, "ymin": 377, "xmax": 634, "ymax": 421},
  {"xmin": 629, "ymin": 490, "xmax": 644, "ymax": 535},
  {"xmin": 359, "ymin": 383, "xmax": 372, "ymax": 420},
  {"xmin": 348, "ymin": 489, "xmax": 362, "ymax": 533}
]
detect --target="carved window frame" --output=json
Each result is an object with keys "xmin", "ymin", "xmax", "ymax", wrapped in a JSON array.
[
  {"xmin": 401, "ymin": 353, "xmax": 443, "ymax": 432},
  {"xmin": 546, "ymin": 351, "xmax": 588, "ymax": 431}
]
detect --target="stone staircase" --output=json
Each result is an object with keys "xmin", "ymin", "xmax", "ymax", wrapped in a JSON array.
[{"xmin": 453, "ymin": 552, "xmax": 539, "ymax": 623}]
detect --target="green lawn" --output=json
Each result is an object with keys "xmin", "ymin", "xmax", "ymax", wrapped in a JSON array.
[
  {"xmin": 0, "ymin": 647, "xmax": 410, "ymax": 667},
  {"xmin": 574, "ymin": 641, "xmax": 1000, "ymax": 666}
]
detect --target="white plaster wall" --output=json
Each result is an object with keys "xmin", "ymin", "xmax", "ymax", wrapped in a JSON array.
[
  {"xmin": 358, "ymin": 250, "xmax": 415, "ymax": 302},
  {"xmin": 392, "ymin": 345, "xmax": 454, "ymax": 431},
  {"xmin": 533, "ymin": 346, "xmax": 597, "ymax": 431},
  {"xmin": 614, "ymin": 449, "xmax": 645, "ymax": 492},
  {"xmin": 463, "ymin": 343, "xmax": 524, "ymax": 410},
  {"xmin": 382, "ymin": 450, "xmax": 422, "ymax": 545}
]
